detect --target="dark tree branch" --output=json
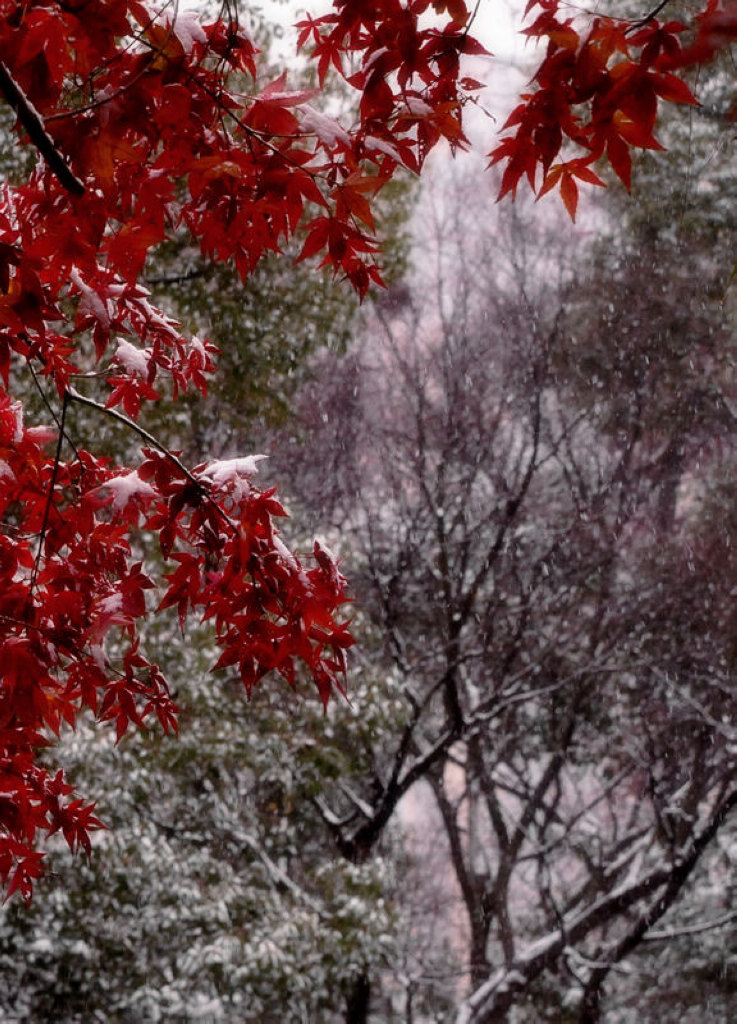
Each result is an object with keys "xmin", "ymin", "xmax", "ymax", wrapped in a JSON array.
[
  {"xmin": 0, "ymin": 62, "xmax": 85, "ymax": 195},
  {"xmin": 577, "ymin": 788, "xmax": 737, "ymax": 1023},
  {"xmin": 463, "ymin": 789, "xmax": 737, "ymax": 1024}
]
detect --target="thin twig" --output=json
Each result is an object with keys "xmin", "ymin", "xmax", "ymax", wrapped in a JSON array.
[
  {"xmin": 30, "ymin": 391, "xmax": 68, "ymax": 597},
  {"xmin": 644, "ymin": 909, "xmax": 737, "ymax": 942},
  {"xmin": 29, "ymin": 362, "xmax": 80, "ymax": 461},
  {"xmin": 629, "ymin": 1, "xmax": 672, "ymax": 31}
]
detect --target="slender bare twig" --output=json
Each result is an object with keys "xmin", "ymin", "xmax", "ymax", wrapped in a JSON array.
[
  {"xmin": 29, "ymin": 391, "xmax": 69, "ymax": 598},
  {"xmin": 644, "ymin": 910, "xmax": 737, "ymax": 942}
]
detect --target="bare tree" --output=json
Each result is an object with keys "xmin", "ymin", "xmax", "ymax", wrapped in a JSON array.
[{"xmin": 276, "ymin": 168, "xmax": 737, "ymax": 1022}]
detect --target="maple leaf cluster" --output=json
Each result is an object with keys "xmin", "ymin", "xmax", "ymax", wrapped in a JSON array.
[
  {"xmin": 0, "ymin": 0, "xmax": 485, "ymax": 901},
  {"xmin": 491, "ymin": 0, "xmax": 733, "ymax": 219}
]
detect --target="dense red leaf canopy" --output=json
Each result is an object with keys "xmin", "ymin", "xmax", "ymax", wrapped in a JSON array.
[
  {"xmin": 491, "ymin": 0, "xmax": 732, "ymax": 219},
  {"xmin": 0, "ymin": 0, "xmax": 726, "ymax": 899},
  {"xmin": 0, "ymin": 0, "xmax": 486, "ymax": 902}
]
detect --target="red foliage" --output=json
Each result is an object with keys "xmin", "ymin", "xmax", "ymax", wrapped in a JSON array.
[
  {"xmin": 0, "ymin": 0, "xmax": 724, "ymax": 900},
  {"xmin": 491, "ymin": 0, "xmax": 728, "ymax": 218},
  {"xmin": 0, "ymin": 0, "xmax": 483, "ymax": 900}
]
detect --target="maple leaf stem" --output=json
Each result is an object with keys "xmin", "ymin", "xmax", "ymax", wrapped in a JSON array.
[
  {"xmin": 29, "ymin": 362, "xmax": 81, "ymax": 462},
  {"xmin": 464, "ymin": 0, "xmax": 484, "ymax": 42},
  {"xmin": 0, "ymin": 612, "xmax": 82, "ymax": 664},
  {"xmin": 630, "ymin": 1, "xmax": 673, "ymax": 31},
  {"xmin": 144, "ymin": 267, "xmax": 211, "ymax": 287},
  {"xmin": 30, "ymin": 391, "xmax": 69, "ymax": 600},
  {"xmin": 0, "ymin": 62, "xmax": 85, "ymax": 196},
  {"xmin": 0, "ymin": 612, "xmax": 51, "ymax": 636},
  {"xmin": 45, "ymin": 61, "xmax": 160, "ymax": 126}
]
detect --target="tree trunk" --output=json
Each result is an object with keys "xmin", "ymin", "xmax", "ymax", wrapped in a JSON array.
[{"xmin": 345, "ymin": 973, "xmax": 371, "ymax": 1024}]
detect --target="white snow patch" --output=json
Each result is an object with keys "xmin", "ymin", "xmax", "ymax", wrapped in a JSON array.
[
  {"xmin": 98, "ymin": 593, "xmax": 124, "ymax": 614},
  {"xmin": 114, "ymin": 339, "xmax": 151, "ymax": 376},
  {"xmin": 4, "ymin": 399, "xmax": 23, "ymax": 443},
  {"xmin": 187, "ymin": 336, "xmax": 212, "ymax": 368},
  {"xmin": 170, "ymin": 11, "xmax": 207, "ymax": 52},
  {"xmin": 90, "ymin": 643, "xmax": 108, "ymax": 671},
  {"xmin": 273, "ymin": 534, "xmax": 300, "ymax": 573},
  {"xmin": 70, "ymin": 267, "xmax": 111, "ymax": 331},
  {"xmin": 365, "ymin": 135, "xmax": 405, "ymax": 165},
  {"xmin": 405, "ymin": 96, "xmax": 434, "ymax": 116},
  {"xmin": 300, "ymin": 105, "xmax": 350, "ymax": 147},
  {"xmin": 364, "ymin": 46, "xmax": 389, "ymax": 71},
  {"xmin": 313, "ymin": 537, "xmax": 337, "ymax": 563},
  {"xmin": 101, "ymin": 470, "xmax": 157, "ymax": 511},
  {"xmin": 199, "ymin": 455, "xmax": 268, "ymax": 487}
]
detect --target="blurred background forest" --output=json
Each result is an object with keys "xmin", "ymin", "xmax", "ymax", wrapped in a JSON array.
[{"xmin": 0, "ymin": 2, "xmax": 736, "ymax": 1022}]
